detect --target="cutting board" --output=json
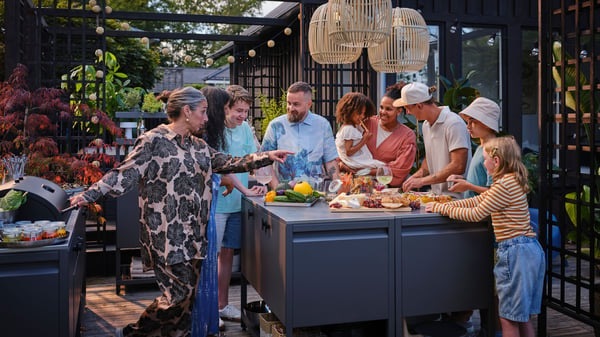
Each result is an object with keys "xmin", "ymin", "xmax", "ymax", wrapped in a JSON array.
[{"xmin": 329, "ymin": 206, "xmax": 411, "ymax": 212}]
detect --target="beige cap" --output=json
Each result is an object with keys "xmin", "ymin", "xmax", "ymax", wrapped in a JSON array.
[
  {"xmin": 459, "ymin": 97, "xmax": 500, "ymax": 133},
  {"xmin": 392, "ymin": 82, "xmax": 432, "ymax": 107}
]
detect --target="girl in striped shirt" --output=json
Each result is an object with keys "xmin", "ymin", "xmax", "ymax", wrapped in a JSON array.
[{"xmin": 426, "ymin": 136, "xmax": 544, "ymax": 337}]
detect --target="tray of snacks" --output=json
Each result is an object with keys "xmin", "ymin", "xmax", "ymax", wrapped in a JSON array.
[
  {"xmin": 328, "ymin": 191, "xmax": 418, "ymax": 212},
  {"xmin": 400, "ymin": 191, "xmax": 453, "ymax": 204},
  {"xmin": 0, "ymin": 220, "xmax": 69, "ymax": 248}
]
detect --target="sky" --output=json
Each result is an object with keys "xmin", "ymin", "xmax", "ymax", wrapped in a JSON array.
[{"xmin": 259, "ymin": 1, "xmax": 283, "ymax": 15}]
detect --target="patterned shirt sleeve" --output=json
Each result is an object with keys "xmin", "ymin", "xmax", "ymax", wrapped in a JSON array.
[{"xmin": 82, "ymin": 134, "xmax": 151, "ymax": 202}]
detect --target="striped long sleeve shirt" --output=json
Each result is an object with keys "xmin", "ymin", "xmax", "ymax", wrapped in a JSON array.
[{"xmin": 431, "ymin": 173, "xmax": 535, "ymax": 242}]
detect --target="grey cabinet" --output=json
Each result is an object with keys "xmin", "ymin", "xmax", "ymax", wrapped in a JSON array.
[
  {"xmin": 241, "ymin": 197, "xmax": 495, "ymax": 337},
  {"xmin": 241, "ymin": 198, "xmax": 395, "ymax": 335},
  {"xmin": 0, "ymin": 209, "xmax": 86, "ymax": 337}
]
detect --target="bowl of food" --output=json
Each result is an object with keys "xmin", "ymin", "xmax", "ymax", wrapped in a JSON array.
[{"xmin": 0, "ymin": 209, "xmax": 17, "ymax": 224}]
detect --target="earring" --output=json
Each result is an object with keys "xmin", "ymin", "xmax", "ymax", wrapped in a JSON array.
[{"xmin": 186, "ymin": 118, "xmax": 189, "ymax": 122}]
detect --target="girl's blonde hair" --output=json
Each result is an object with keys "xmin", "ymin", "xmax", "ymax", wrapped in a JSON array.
[{"xmin": 484, "ymin": 136, "xmax": 530, "ymax": 193}]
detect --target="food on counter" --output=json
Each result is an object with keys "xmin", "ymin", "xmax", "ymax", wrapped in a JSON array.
[
  {"xmin": 1, "ymin": 220, "xmax": 67, "ymax": 243},
  {"xmin": 293, "ymin": 181, "xmax": 313, "ymax": 195},
  {"xmin": 401, "ymin": 191, "xmax": 453, "ymax": 204},
  {"xmin": 0, "ymin": 190, "xmax": 27, "ymax": 211},
  {"xmin": 265, "ymin": 188, "xmax": 324, "ymax": 204}
]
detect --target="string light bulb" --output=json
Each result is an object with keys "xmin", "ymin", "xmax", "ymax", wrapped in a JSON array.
[
  {"xmin": 580, "ymin": 44, "xmax": 589, "ymax": 59},
  {"xmin": 105, "ymin": 6, "xmax": 112, "ymax": 14},
  {"xmin": 89, "ymin": 93, "xmax": 97, "ymax": 101},
  {"xmin": 267, "ymin": 40, "xmax": 275, "ymax": 48},
  {"xmin": 284, "ymin": 28, "xmax": 292, "ymax": 36},
  {"xmin": 88, "ymin": 0, "xmax": 96, "ymax": 6},
  {"xmin": 487, "ymin": 33, "xmax": 496, "ymax": 46},
  {"xmin": 206, "ymin": 58, "xmax": 214, "ymax": 66},
  {"xmin": 96, "ymin": 26, "xmax": 104, "ymax": 35},
  {"xmin": 248, "ymin": 49, "xmax": 256, "ymax": 57},
  {"xmin": 161, "ymin": 48, "xmax": 170, "ymax": 55},
  {"xmin": 95, "ymin": 70, "xmax": 104, "ymax": 78},
  {"xmin": 227, "ymin": 55, "xmax": 235, "ymax": 63},
  {"xmin": 95, "ymin": 49, "xmax": 103, "ymax": 57},
  {"xmin": 92, "ymin": 5, "xmax": 101, "ymax": 13},
  {"xmin": 141, "ymin": 37, "xmax": 149, "ymax": 45},
  {"xmin": 530, "ymin": 41, "xmax": 539, "ymax": 57},
  {"xmin": 121, "ymin": 22, "xmax": 130, "ymax": 30},
  {"xmin": 184, "ymin": 55, "xmax": 192, "ymax": 63},
  {"xmin": 449, "ymin": 19, "xmax": 458, "ymax": 34}
]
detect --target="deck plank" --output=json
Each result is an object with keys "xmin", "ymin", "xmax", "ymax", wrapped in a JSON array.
[{"xmin": 82, "ymin": 276, "xmax": 596, "ymax": 337}]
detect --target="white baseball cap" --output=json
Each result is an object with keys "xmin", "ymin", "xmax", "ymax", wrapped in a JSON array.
[
  {"xmin": 459, "ymin": 97, "xmax": 500, "ymax": 133},
  {"xmin": 392, "ymin": 82, "xmax": 432, "ymax": 107}
]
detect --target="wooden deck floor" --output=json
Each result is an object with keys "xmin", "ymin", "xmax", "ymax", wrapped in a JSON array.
[{"xmin": 81, "ymin": 275, "xmax": 596, "ymax": 337}]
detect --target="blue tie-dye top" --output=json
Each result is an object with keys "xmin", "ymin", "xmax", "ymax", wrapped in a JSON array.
[{"xmin": 261, "ymin": 111, "xmax": 338, "ymax": 182}]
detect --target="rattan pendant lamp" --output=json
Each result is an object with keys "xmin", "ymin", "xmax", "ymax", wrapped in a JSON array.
[
  {"xmin": 326, "ymin": 0, "xmax": 393, "ymax": 48},
  {"xmin": 309, "ymin": 4, "xmax": 362, "ymax": 64},
  {"xmin": 368, "ymin": 7, "xmax": 429, "ymax": 73}
]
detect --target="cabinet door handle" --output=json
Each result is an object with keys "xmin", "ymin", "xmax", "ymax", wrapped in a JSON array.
[
  {"xmin": 247, "ymin": 209, "xmax": 254, "ymax": 218},
  {"xmin": 261, "ymin": 218, "xmax": 270, "ymax": 231}
]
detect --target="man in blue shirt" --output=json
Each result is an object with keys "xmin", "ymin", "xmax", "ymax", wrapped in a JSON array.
[{"xmin": 261, "ymin": 81, "xmax": 340, "ymax": 188}]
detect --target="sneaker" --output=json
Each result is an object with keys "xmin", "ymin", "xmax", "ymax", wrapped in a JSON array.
[
  {"xmin": 219, "ymin": 304, "xmax": 241, "ymax": 321},
  {"xmin": 115, "ymin": 327, "xmax": 124, "ymax": 337},
  {"xmin": 219, "ymin": 318, "xmax": 226, "ymax": 331}
]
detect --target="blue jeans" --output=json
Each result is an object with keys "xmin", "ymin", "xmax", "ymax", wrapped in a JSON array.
[
  {"xmin": 215, "ymin": 212, "xmax": 242, "ymax": 251},
  {"xmin": 495, "ymin": 235, "xmax": 545, "ymax": 322}
]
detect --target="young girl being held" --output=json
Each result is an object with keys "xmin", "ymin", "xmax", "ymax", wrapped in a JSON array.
[
  {"xmin": 426, "ymin": 136, "xmax": 544, "ymax": 337},
  {"xmin": 335, "ymin": 92, "xmax": 384, "ymax": 170}
]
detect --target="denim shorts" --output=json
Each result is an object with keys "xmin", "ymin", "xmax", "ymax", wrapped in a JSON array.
[
  {"xmin": 215, "ymin": 212, "xmax": 242, "ymax": 251},
  {"xmin": 494, "ymin": 235, "xmax": 545, "ymax": 322}
]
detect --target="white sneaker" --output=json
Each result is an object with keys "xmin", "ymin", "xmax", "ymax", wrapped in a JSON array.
[
  {"xmin": 219, "ymin": 304, "xmax": 241, "ymax": 321},
  {"xmin": 219, "ymin": 318, "xmax": 226, "ymax": 331}
]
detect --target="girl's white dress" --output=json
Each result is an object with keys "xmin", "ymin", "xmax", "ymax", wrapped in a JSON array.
[{"xmin": 335, "ymin": 124, "xmax": 384, "ymax": 169}]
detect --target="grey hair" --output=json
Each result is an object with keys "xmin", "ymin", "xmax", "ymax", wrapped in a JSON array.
[{"xmin": 164, "ymin": 87, "xmax": 207, "ymax": 120}]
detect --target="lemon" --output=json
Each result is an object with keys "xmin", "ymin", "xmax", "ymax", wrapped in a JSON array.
[{"xmin": 293, "ymin": 181, "xmax": 313, "ymax": 195}]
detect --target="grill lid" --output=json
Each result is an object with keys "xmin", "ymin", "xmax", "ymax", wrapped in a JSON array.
[{"xmin": 0, "ymin": 176, "xmax": 68, "ymax": 221}]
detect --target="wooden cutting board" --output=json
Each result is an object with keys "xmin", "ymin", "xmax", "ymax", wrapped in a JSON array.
[{"xmin": 329, "ymin": 206, "xmax": 411, "ymax": 212}]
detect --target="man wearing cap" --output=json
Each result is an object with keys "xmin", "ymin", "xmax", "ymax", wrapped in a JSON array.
[
  {"xmin": 448, "ymin": 97, "xmax": 500, "ymax": 198},
  {"xmin": 394, "ymin": 82, "xmax": 471, "ymax": 198}
]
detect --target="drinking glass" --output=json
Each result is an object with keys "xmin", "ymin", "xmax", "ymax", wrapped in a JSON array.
[
  {"xmin": 309, "ymin": 164, "xmax": 324, "ymax": 191},
  {"xmin": 254, "ymin": 165, "xmax": 273, "ymax": 188},
  {"xmin": 376, "ymin": 165, "xmax": 393, "ymax": 188}
]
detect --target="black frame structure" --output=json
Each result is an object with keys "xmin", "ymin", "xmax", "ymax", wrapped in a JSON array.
[
  {"xmin": 539, "ymin": 0, "xmax": 600, "ymax": 335},
  {"xmin": 9, "ymin": 0, "xmax": 600, "ymax": 333}
]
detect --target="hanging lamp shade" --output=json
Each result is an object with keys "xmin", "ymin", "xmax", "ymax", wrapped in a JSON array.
[
  {"xmin": 326, "ymin": 0, "xmax": 393, "ymax": 48},
  {"xmin": 368, "ymin": 7, "xmax": 429, "ymax": 73},
  {"xmin": 309, "ymin": 4, "xmax": 362, "ymax": 64}
]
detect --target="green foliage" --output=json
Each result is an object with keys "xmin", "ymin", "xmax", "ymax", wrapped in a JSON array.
[
  {"xmin": 62, "ymin": 51, "xmax": 131, "ymax": 119},
  {"xmin": 565, "ymin": 184, "xmax": 600, "ymax": 259},
  {"xmin": 141, "ymin": 93, "xmax": 163, "ymax": 113},
  {"xmin": 123, "ymin": 88, "xmax": 144, "ymax": 111},
  {"xmin": 258, "ymin": 91, "xmax": 287, "ymax": 138},
  {"xmin": 439, "ymin": 64, "xmax": 480, "ymax": 113}
]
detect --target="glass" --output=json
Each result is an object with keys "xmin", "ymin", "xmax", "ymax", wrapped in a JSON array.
[
  {"xmin": 376, "ymin": 165, "xmax": 393, "ymax": 187},
  {"xmin": 254, "ymin": 165, "xmax": 273, "ymax": 187},
  {"xmin": 309, "ymin": 164, "xmax": 324, "ymax": 191}
]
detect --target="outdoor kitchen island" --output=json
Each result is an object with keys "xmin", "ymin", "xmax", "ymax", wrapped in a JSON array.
[{"xmin": 241, "ymin": 195, "xmax": 495, "ymax": 337}]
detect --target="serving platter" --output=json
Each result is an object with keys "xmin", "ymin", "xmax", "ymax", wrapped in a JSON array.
[{"xmin": 0, "ymin": 231, "xmax": 69, "ymax": 248}]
